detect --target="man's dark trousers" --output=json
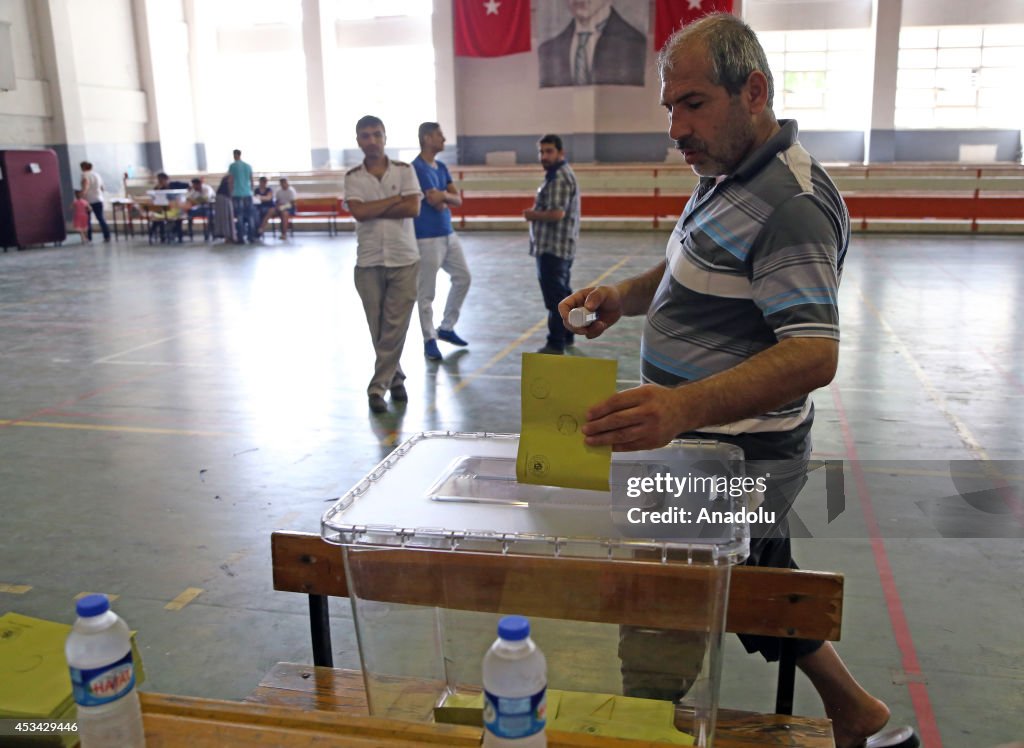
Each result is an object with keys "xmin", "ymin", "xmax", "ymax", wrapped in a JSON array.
[{"xmin": 536, "ymin": 253, "xmax": 574, "ymax": 350}]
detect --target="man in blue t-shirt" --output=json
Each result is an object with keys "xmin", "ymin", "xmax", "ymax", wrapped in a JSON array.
[{"xmin": 412, "ymin": 123, "xmax": 472, "ymax": 362}]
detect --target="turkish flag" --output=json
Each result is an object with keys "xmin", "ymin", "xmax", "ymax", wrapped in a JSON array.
[
  {"xmin": 654, "ymin": 0, "xmax": 734, "ymax": 51},
  {"xmin": 453, "ymin": 0, "xmax": 531, "ymax": 58}
]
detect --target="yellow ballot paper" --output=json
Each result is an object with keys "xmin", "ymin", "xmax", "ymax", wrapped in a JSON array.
[
  {"xmin": 435, "ymin": 689, "xmax": 694, "ymax": 744},
  {"xmin": 517, "ymin": 352, "xmax": 617, "ymax": 491}
]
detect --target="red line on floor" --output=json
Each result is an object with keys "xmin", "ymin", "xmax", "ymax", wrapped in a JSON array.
[
  {"xmin": 830, "ymin": 383, "xmax": 943, "ymax": 748},
  {"xmin": 0, "ymin": 371, "xmax": 161, "ymax": 431},
  {"xmin": 975, "ymin": 347, "xmax": 1024, "ymax": 397}
]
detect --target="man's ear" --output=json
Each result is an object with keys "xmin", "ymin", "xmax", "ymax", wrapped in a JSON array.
[{"xmin": 745, "ymin": 70, "xmax": 770, "ymax": 114}]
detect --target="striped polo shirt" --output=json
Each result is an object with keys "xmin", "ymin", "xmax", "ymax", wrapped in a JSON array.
[{"xmin": 642, "ymin": 120, "xmax": 849, "ymax": 442}]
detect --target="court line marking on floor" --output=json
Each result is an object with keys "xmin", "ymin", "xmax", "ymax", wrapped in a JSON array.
[
  {"xmin": 95, "ymin": 359, "xmax": 219, "ymax": 368},
  {"xmin": 831, "ymin": 383, "xmax": 943, "ymax": 748},
  {"xmin": 92, "ymin": 334, "xmax": 188, "ymax": 364},
  {"xmin": 442, "ymin": 256, "xmax": 636, "ymax": 406},
  {"xmin": 857, "ymin": 290, "xmax": 987, "ymax": 461},
  {"xmin": 164, "ymin": 587, "xmax": 204, "ymax": 611},
  {"xmin": 74, "ymin": 592, "xmax": 120, "ymax": 602},
  {"xmin": 0, "ymin": 420, "xmax": 230, "ymax": 437},
  {"xmin": 858, "ymin": 289, "xmax": 1022, "ymax": 522},
  {"xmin": 0, "ymin": 584, "xmax": 32, "ymax": 594},
  {"xmin": 275, "ymin": 511, "xmax": 302, "ymax": 527},
  {"xmin": 223, "ymin": 550, "xmax": 249, "ymax": 566}
]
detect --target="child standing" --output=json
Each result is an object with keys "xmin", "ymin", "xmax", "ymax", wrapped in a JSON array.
[{"xmin": 71, "ymin": 190, "xmax": 92, "ymax": 243}]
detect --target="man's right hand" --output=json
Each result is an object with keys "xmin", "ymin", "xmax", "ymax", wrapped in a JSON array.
[{"xmin": 558, "ymin": 285, "xmax": 623, "ymax": 339}]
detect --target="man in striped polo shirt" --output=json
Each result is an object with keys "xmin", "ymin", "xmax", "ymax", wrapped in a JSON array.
[{"xmin": 560, "ymin": 14, "xmax": 915, "ymax": 748}]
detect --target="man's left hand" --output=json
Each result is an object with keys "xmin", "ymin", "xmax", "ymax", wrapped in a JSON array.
[
  {"xmin": 424, "ymin": 189, "xmax": 447, "ymax": 208},
  {"xmin": 582, "ymin": 384, "xmax": 695, "ymax": 452}
]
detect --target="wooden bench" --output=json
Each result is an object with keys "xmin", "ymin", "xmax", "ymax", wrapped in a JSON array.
[
  {"xmin": 148, "ymin": 690, "xmax": 827, "ymax": 747},
  {"xmin": 265, "ymin": 530, "xmax": 842, "ymax": 741},
  {"xmin": 287, "ymin": 197, "xmax": 342, "ymax": 236},
  {"xmin": 124, "ymin": 163, "xmax": 1024, "ymax": 236}
]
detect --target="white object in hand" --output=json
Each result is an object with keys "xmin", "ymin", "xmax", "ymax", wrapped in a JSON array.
[{"xmin": 568, "ymin": 307, "xmax": 598, "ymax": 327}]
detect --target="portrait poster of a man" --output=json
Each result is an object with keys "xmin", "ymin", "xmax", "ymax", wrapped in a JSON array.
[{"xmin": 537, "ymin": 0, "xmax": 649, "ymax": 88}]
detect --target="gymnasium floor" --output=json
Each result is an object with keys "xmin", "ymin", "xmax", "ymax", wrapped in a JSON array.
[{"xmin": 1, "ymin": 229, "xmax": 1021, "ymax": 746}]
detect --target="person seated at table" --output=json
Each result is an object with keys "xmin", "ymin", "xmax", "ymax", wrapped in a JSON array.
[
  {"xmin": 253, "ymin": 177, "xmax": 274, "ymax": 236},
  {"xmin": 258, "ymin": 178, "xmax": 299, "ymax": 239},
  {"xmin": 166, "ymin": 198, "xmax": 186, "ymax": 241},
  {"xmin": 186, "ymin": 177, "xmax": 216, "ymax": 236},
  {"xmin": 149, "ymin": 196, "xmax": 186, "ymax": 243},
  {"xmin": 154, "ymin": 172, "xmax": 190, "ymax": 192}
]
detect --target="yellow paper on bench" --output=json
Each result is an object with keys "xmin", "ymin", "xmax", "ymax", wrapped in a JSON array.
[
  {"xmin": 0, "ymin": 612, "xmax": 146, "ymax": 720},
  {"xmin": 436, "ymin": 689, "xmax": 693, "ymax": 745},
  {"xmin": 0, "ymin": 613, "xmax": 72, "ymax": 719},
  {"xmin": 550, "ymin": 691, "xmax": 693, "ymax": 745},
  {"xmin": 516, "ymin": 353, "xmax": 617, "ymax": 491}
]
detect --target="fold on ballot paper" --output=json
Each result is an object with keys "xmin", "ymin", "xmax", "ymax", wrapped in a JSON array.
[{"xmin": 516, "ymin": 353, "xmax": 617, "ymax": 491}]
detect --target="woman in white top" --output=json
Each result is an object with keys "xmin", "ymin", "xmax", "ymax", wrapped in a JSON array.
[{"xmin": 79, "ymin": 161, "xmax": 111, "ymax": 242}]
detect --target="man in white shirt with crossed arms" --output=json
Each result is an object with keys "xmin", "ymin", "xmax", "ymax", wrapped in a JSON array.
[{"xmin": 343, "ymin": 115, "xmax": 422, "ymax": 414}]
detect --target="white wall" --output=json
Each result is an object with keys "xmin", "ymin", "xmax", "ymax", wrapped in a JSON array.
[
  {"xmin": 902, "ymin": 0, "xmax": 1024, "ymax": 26},
  {"xmin": 453, "ymin": 0, "xmax": 1023, "ymax": 163},
  {"xmin": 140, "ymin": 0, "xmax": 197, "ymax": 171},
  {"xmin": 745, "ymin": 0, "xmax": 872, "ymax": 31},
  {"xmin": 456, "ymin": 40, "xmax": 664, "ymax": 137},
  {"xmin": 67, "ymin": 0, "xmax": 149, "ymax": 146},
  {"xmin": 0, "ymin": 0, "xmax": 53, "ymax": 145}
]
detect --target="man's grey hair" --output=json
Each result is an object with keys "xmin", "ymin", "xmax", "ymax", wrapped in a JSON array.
[{"xmin": 657, "ymin": 13, "xmax": 774, "ymax": 108}]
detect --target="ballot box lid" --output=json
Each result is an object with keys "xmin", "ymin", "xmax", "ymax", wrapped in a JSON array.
[{"xmin": 322, "ymin": 432, "xmax": 750, "ymax": 564}]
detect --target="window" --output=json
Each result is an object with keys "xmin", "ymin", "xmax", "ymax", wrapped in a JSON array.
[
  {"xmin": 334, "ymin": 0, "xmax": 431, "ymax": 21},
  {"xmin": 895, "ymin": 24, "xmax": 1024, "ymax": 129},
  {"xmin": 760, "ymin": 29, "xmax": 872, "ymax": 131},
  {"xmin": 331, "ymin": 0, "xmax": 435, "ymax": 157},
  {"xmin": 204, "ymin": 0, "xmax": 312, "ymax": 171}
]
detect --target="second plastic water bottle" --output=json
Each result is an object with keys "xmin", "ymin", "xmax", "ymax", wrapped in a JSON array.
[
  {"xmin": 482, "ymin": 615, "xmax": 547, "ymax": 747},
  {"xmin": 65, "ymin": 594, "xmax": 146, "ymax": 748}
]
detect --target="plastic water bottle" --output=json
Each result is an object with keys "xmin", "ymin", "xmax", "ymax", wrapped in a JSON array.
[
  {"xmin": 482, "ymin": 615, "xmax": 547, "ymax": 747},
  {"xmin": 65, "ymin": 594, "xmax": 146, "ymax": 747}
]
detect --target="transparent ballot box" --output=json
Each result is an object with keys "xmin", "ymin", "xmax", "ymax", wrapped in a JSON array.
[{"xmin": 321, "ymin": 432, "xmax": 750, "ymax": 746}]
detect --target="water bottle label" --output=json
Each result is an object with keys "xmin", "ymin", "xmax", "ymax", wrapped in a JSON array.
[
  {"xmin": 483, "ymin": 687, "xmax": 546, "ymax": 739},
  {"xmin": 69, "ymin": 650, "xmax": 136, "ymax": 707}
]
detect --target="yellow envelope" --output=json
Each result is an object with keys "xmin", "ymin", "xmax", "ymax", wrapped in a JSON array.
[{"xmin": 517, "ymin": 353, "xmax": 617, "ymax": 491}]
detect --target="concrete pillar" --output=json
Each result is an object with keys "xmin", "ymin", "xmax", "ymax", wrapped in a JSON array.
[
  {"xmin": 432, "ymin": 0, "xmax": 458, "ymax": 162},
  {"xmin": 183, "ymin": 0, "xmax": 215, "ymax": 171},
  {"xmin": 302, "ymin": 0, "xmax": 338, "ymax": 169},
  {"xmin": 134, "ymin": 0, "xmax": 197, "ymax": 173},
  {"xmin": 34, "ymin": 0, "xmax": 87, "ymax": 199},
  {"xmin": 866, "ymin": 0, "xmax": 901, "ymax": 163},
  {"xmin": 130, "ymin": 0, "xmax": 163, "ymax": 172},
  {"xmin": 570, "ymin": 87, "xmax": 598, "ymax": 163}
]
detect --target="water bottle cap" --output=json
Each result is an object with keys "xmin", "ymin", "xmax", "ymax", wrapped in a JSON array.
[
  {"xmin": 75, "ymin": 594, "xmax": 110, "ymax": 618},
  {"xmin": 497, "ymin": 615, "xmax": 530, "ymax": 641}
]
